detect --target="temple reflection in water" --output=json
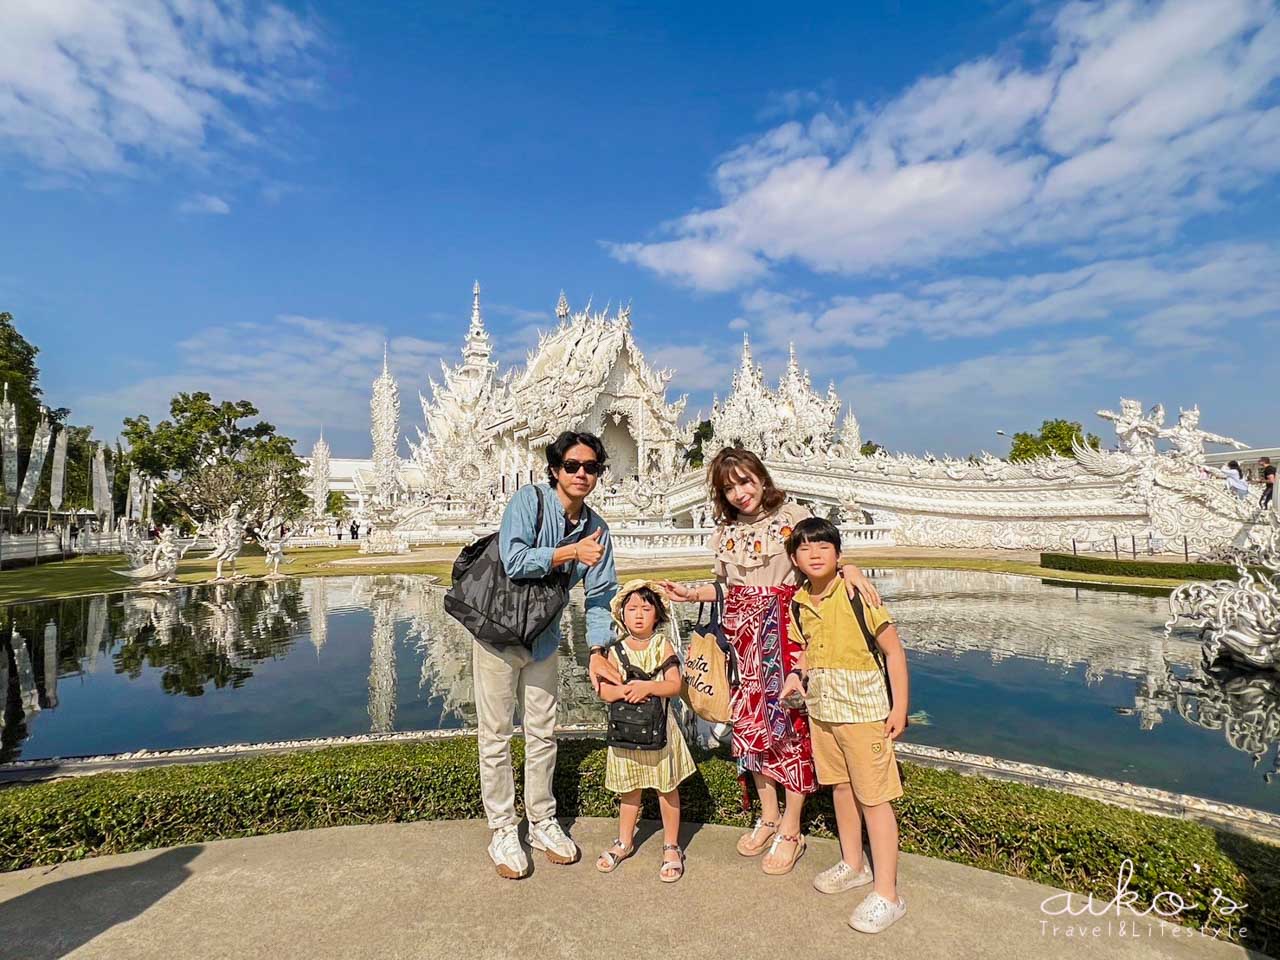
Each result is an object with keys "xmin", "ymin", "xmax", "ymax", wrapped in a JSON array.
[{"xmin": 1, "ymin": 571, "xmax": 1277, "ymax": 808}]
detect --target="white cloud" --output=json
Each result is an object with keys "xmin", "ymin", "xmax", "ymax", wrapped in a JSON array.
[
  {"xmin": 611, "ymin": 0, "xmax": 1280, "ymax": 290},
  {"xmin": 645, "ymin": 343, "xmax": 735, "ymax": 394},
  {"xmin": 177, "ymin": 192, "xmax": 231, "ymax": 215},
  {"xmin": 729, "ymin": 244, "xmax": 1280, "ymax": 359},
  {"xmin": 841, "ymin": 337, "xmax": 1146, "ymax": 454},
  {"xmin": 0, "ymin": 0, "xmax": 320, "ymax": 180},
  {"xmin": 77, "ymin": 315, "xmax": 448, "ymax": 457}
]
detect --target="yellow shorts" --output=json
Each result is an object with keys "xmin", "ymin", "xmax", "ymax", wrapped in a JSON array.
[{"xmin": 810, "ymin": 718, "xmax": 903, "ymax": 805}]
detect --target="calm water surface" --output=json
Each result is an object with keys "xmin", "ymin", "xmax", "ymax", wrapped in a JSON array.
[{"xmin": 1, "ymin": 570, "xmax": 1275, "ymax": 812}]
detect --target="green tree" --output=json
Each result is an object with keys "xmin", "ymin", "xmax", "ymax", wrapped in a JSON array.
[
  {"xmin": 859, "ymin": 440, "xmax": 884, "ymax": 457},
  {"xmin": 325, "ymin": 489, "xmax": 348, "ymax": 519},
  {"xmin": 122, "ymin": 393, "xmax": 307, "ymax": 528},
  {"xmin": 682, "ymin": 420, "xmax": 715, "ymax": 469},
  {"xmin": 1008, "ymin": 419, "xmax": 1101, "ymax": 462}
]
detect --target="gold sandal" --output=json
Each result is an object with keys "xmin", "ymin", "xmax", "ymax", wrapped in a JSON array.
[
  {"xmin": 736, "ymin": 818, "xmax": 779, "ymax": 857},
  {"xmin": 659, "ymin": 844, "xmax": 685, "ymax": 883},
  {"xmin": 596, "ymin": 838, "xmax": 635, "ymax": 873},
  {"xmin": 762, "ymin": 833, "xmax": 806, "ymax": 875}
]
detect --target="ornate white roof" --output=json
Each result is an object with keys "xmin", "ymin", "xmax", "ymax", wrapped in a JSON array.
[{"xmin": 711, "ymin": 334, "xmax": 845, "ymax": 456}]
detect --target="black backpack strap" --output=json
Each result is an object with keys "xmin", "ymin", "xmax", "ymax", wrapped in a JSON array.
[
  {"xmin": 849, "ymin": 592, "xmax": 893, "ymax": 708},
  {"xmin": 534, "ymin": 484, "xmax": 545, "ymax": 541}
]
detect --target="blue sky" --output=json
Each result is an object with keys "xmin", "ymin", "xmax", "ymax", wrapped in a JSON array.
[{"xmin": 1, "ymin": 0, "xmax": 1277, "ymax": 459}]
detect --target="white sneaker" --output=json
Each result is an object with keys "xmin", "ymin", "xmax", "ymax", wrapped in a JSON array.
[
  {"xmin": 849, "ymin": 891, "xmax": 907, "ymax": 933},
  {"xmin": 487, "ymin": 825, "xmax": 529, "ymax": 879},
  {"xmin": 527, "ymin": 817, "xmax": 580, "ymax": 865},
  {"xmin": 813, "ymin": 859, "xmax": 873, "ymax": 894}
]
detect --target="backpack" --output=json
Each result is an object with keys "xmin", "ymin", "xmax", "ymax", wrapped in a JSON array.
[
  {"xmin": 606, "ymin": 640, "xmax": 679, "ymax": 751},
  {"xmin": 681, "ymin": 582, "xmax": 738, "ymax": 723},
  {"xmin": 444, "ymin": 484, "xmax": 571, "ymax": 650}
]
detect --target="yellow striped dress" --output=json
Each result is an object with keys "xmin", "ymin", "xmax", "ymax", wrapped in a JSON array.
[{"xmin": 604, "ymin": 634, "xmax": 697, "ymax": 795}]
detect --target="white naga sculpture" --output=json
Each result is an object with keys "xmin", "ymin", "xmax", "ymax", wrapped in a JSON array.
[
  {"xmin": 112, "ymin": 526, "xmax": 195, "ymax": 585},
  {"xmin": 255, "ymin": 519, "xmax": 295, "ymax": 578},
  {"xmin": 1166, "ymin": 516, "xmax": 1280, "ymax": 670},
  {"xmin": 203, "ymin": 504, "xmax": 248, "ymax": 581}
]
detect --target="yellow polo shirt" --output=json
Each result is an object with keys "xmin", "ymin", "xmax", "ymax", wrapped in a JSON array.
[{"xmin": 792, "ymin": 581, "xmax": 893, "ymax": 723}]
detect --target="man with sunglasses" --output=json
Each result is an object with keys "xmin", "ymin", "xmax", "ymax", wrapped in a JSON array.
[{"xmin": 478, "ymin": 430, "xmax": 620, "ymax": 878}]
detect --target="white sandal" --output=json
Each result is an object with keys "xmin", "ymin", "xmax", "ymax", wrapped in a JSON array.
[{"xmin": 596, "ymin": 838, "xmax": 635, "ymax": 873}]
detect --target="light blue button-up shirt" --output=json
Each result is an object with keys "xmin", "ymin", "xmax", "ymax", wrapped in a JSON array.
[{"xmin": 497, "ymin": 483, "xmax": 618, "ymax": 661}]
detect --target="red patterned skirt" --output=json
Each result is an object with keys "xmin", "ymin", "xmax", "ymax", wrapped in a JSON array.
[{"xmin": 724, "ymin": 584, "xmax": 817, "ymax": 795}]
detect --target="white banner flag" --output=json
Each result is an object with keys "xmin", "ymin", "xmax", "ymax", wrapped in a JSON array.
[
  {"xmin": 125, "ymin": 469, "xmax": 139, "ymax": 520},
  {"xmin": 49, "ymin": 427, "xmax": 67, "ymax": 511},
  {"xmin": 16, "ymin": 414, "xmax": 52, "ymax": 512},
  {"xmin": 0, "ymin": 383, "xmax": 17, "ymax": 499},
  {"xmin": 92, "ymin": 444, "xmax": 109, "ymax": 517}
]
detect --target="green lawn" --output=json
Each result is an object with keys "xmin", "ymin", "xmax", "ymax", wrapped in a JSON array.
[
  {"xmin": 0, "ymin": 546, "xmax": 723, "ymax": 605},
  {"xmin": 0, "ymin": 542, "xmax": 1183, "ymax": 605}
]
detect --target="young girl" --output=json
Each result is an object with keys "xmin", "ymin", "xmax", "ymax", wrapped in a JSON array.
[{"xmin": 596, "ymin": 580, "xmax": 695, "ymax": 882}]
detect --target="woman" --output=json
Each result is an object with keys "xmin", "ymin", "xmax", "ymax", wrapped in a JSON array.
[
  {"xmin": 1205, "ymin": 460, "xmax": 1250, "ymax": 500},
  {"xmin": 661, "ymin": 447, "xmax": 882, "ymax": 875}
]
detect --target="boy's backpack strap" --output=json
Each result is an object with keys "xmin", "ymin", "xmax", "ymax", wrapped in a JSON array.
[{"xmin": 849, "ymin": 592, "xmax": 893, "ymax": 708}]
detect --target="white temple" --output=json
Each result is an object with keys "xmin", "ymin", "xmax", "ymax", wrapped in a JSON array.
[{"xmin": 311, "ymin": 285, "xmax": 1273, "ymax": 557}]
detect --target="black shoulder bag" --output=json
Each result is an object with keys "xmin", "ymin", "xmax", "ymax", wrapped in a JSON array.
[
  {"xmin": 606, "ymin": 641, "xmax": 678, "ymax": 751},
  {"xmin": 444, "ymin": 484, "xmax": 571, "ymax": 649}
]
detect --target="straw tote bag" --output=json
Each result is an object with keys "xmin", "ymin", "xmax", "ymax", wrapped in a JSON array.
[{"xmin": 681, "ymin": 583, "xmax": 738, "ymax": 723}]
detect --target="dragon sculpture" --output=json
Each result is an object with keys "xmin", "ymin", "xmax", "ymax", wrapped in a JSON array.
[{"xmin": 1165, "ymin": 515, "xmax": 1280, "ymax": 670}]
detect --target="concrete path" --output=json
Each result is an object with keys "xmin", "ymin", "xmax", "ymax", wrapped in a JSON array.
[{"xmin": 0, "ymin": 819, "xmax": 1260, "ymax": 960}]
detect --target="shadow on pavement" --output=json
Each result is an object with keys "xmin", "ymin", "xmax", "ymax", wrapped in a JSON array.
[{"xmin": 0, "ymin": 846, "xmax": 201, "ymax": 960}]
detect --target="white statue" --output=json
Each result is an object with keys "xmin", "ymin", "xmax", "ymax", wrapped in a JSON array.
[
  {"xmin": 255, "ymin": 519, "xmax": 295, "ymax": 578},
  {"xmin": 112, "ymin": 526, "xmax": 194, "ymax": 584},
  {"xmin": 1160, "ymin": 406, "xmax": 1247, "ymax": 465},
  {"xmin": 204, "ymin": 504, "xmax": 248, "ymax": 581},
  {"xmin": 1097, "ymin": 399, "xmax": 1163, "ymax": 456}
]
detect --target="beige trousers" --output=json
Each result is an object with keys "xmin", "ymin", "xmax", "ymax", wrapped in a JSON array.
[{"xmin": 472, "ymin": 640, "xmax": 560, "ymax": 829}]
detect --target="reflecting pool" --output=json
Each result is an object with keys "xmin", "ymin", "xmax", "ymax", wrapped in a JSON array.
[{"xmin": 1, "ymin": 570, "xmax": 1276, "ymax": 812}]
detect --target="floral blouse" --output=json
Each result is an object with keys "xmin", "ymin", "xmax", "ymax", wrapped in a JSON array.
[{"xmin": 710, "ymin": 501, "xmax": 813, "ymax": 588}]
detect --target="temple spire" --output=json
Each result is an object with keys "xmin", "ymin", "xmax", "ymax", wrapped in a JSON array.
[
  {"xmin": 470, "ymin": 280, "xmax": 483, "ymax": 332},
  {"xmin": 556, "ymin": 290, "xmax": 570, "ymax": 322},
  {"xmin": 461, "ymin": 281, "xmax": 494, "ymax": 369}
]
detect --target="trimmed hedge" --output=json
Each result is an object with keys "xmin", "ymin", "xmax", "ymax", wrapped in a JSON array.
[
  {"xmin": 1041, "ymin": 552, "xmax": 1261, "ymax": 582},
  {"xmin": 1, "ymin": 738, "xmax": 1276, "ymax": 951}
]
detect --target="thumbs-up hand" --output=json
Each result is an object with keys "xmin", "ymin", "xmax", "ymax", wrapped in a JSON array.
[{"xmin": 576, "ymin": 527, "xmax": 606, "ymax": 567}]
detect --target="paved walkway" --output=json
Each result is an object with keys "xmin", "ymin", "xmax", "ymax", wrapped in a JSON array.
[{"xmin": 0, "ymin": 819, "xmax": 1258, "ymax": 960}]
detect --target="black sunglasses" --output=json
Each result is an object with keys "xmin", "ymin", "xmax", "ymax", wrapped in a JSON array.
[{"xmin": 560, "ymin": 459, "xmax": 604, "ymax": 476}]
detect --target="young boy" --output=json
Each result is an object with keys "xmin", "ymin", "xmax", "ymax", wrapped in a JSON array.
[{"xmin": 781, "ymin": 516, "xmax": 909, "ymax": 934}]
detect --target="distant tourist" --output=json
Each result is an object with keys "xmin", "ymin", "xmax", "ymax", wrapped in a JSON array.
[
  {"xmin": 660, "ymin": 447, "xmax": 880, "ymax": 877},
  {"xmin": 1261, "ymin": 456, "xmax": 1275, "ymax": 510},
  {"xmin": 69, "ymin": 523, "xmax": 79, "ymax": 548},
  {"xmin": 350, "ymin": 521, "xmax": 359, "ymax": 541},
  {"xmin": 1206, "ymin": 460, "xmax": 1251, "ymax": 500},
  {"xmin": 594, "ymin": 580, "xmax": 694, "ymax": 882},
  {"xmin": 784, "ymin": 517, "xmax": 910, "ymax": 933},
  {"xmin": 476, "ymin": 430, "xmax": 618, "ymax": 880},
  {"xmin": 336, "ymin": 520, "xmax": 343, "ymax": 541}
]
